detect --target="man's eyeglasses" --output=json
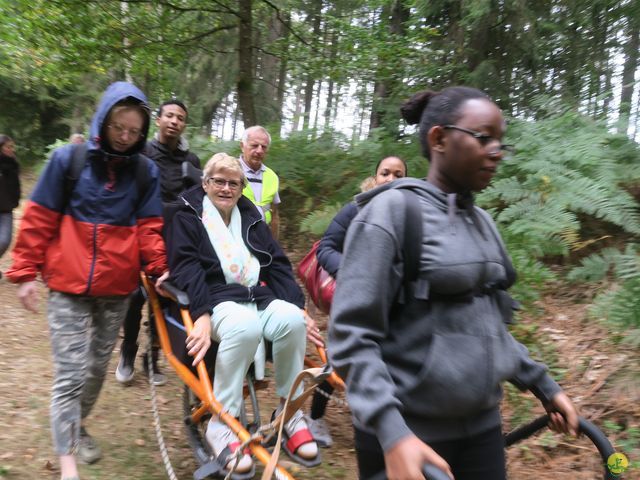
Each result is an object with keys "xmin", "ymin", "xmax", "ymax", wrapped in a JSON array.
[
  {"xmin": 107, "ymin": 124, "xmax": 143, "ymax": 139},
  {"xmin": 442, "ymin": 125, "xmax": 515, "ymax": 155},
  {"xmin": 206, "ymin": 177, "xmax": 243, "ymax": 190}
]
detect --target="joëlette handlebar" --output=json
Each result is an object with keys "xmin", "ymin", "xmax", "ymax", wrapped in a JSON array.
[
  {"xmin": 504, "ymin": 415, "xmax": 617, "ymax": 480},
  {"xmin": 368, "ymin": 464, "xmax": 450, "ymax": 480}
]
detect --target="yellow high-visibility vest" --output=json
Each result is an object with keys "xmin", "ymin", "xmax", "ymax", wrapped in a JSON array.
[{"xmin": 243, "ymin": 166, "xmax": 279, "ymax": 224}]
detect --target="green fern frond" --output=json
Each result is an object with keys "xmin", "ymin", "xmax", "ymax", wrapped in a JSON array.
[
  {"xmin": 298, "ymin": 203, "xmax": 343, "ymax": 236},
  {"xmin": 590, "ymin": 277, "xmax": 640, "ymax": 332},
  {"xmin": 568, "ymin": 247, "xmax": 624, "ymax": 282}
]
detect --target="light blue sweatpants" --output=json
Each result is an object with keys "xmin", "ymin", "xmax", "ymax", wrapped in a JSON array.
[{"xmin": 210, "ymin": 299, "xmax": 306, "ymax": 416}]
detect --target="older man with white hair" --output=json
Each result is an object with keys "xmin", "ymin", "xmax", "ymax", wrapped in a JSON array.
[{"xmin": 239, "ymin": 125, "xmax": 281, "ymax": 239}]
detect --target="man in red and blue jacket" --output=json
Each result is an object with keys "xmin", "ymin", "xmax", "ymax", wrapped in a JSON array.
[{"xmin": 6, "ymin": 81, "xmax": 168, "ymax": 480}]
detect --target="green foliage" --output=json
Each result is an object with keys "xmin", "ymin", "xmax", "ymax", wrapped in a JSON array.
[
  {"xmin": 587, "ymin": 278, "xmax": 640, "ymax": 345},
  {"xmin": 503, "ymin": 383, "xmax": 537, "ymax": 429},
  {"xmin": 502, "ymin": 236, "xmax": 557, "ymax": 306},
  {"xmin": 510, "ymin": 322, "xmax": 564, "ymax": 380},
  {"xmin": 299, "ymin": 203, "xmax": 343, "ymax": 236},
  {"xmin": 479, "ymin": 107, "xmax": 640, "ymax": 256},
  {"xmin": 570, "ymin": 244, "xmax": 640, "ymax": 338},
  {"xmin": 602, "ymin": 420, "xmax": 640, "ymax": 461}
]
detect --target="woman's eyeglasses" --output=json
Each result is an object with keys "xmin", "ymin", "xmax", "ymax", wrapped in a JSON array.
[
  {"xmin": 107, "ymin": 124, "xmax": 143, "ymax": 139},
  {"xmin": 442, "ymin": 125, "xmax": 515, "ymax": 155},
  {"xmin": 206, "ymin": 177, "xmax": 243, "ymax": 190}
]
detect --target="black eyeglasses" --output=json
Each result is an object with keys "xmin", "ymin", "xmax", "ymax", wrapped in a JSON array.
[
  {"xmin": 442, "ymin": 125, "xmax": 515, "ymax": 155},
  {"xmin": 206, "ymin": 177, "xmax": 243, "ymax": 190}
]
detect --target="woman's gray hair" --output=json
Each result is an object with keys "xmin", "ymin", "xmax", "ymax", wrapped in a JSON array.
[{"xmin": 202, "ymin": 152, "xmax": 246, "ymax": 186}]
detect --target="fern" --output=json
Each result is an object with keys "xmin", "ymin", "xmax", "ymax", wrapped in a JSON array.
[
  {"xmin": 567, "ymin": 247, "xmax": 623, "ymax": 282},
  {"xmin": 589, "ymin": 277, "xmax": 640, "ymax": 343},
  {"xmin": 480, "ymin": 107, "xmax": 640, "ymax": 261},
  {"xmin": 570, "ymin": 244, "xmax": 640, "ymax": 333},
  {"xmin": 299, "ymin": 203, "xmax": 343, "ymax": 236}
]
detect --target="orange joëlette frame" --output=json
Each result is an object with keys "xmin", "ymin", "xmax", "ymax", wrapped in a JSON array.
[
  {"xmin": 304, "ymin": 346, "xmax": 345, "ymax": 391},
  {"xmin": 141, "ymin": 272, "xmax": 297, "ymax": 480}
]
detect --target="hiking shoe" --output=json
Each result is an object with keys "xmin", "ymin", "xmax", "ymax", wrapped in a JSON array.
[
  {"xmin": 115, "ymin": 349, "xmax": 135, "ymax": 384},
  {"xmin": 142, "ymin": 351, "xmax": 168, "ymax": 386},
  {"xmin": 205, "ymin": 418, "xmax": 253, "ymax": 473},
  {"xmin": 283, "ymin": 409, "xmax": 318, "ymax": 460},
  {"xmin": 307, "ymin": 416, "xmax": 333, "ymax": 448},
  {"xmin": 77, "ymin": 427, "xmax": 101, "ymax": 464}
]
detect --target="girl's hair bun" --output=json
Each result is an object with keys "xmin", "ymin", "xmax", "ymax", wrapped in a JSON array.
[{"xmin": 400, "ymin": 90, "xmax": 436, "ymax": 125}]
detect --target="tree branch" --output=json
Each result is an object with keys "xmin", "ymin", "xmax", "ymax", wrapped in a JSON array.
[{"xmin": 258, "ymin": 0, "xmax": 309, "ymax": 46}]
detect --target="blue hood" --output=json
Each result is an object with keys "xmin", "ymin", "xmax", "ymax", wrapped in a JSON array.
[{"xmin": 89, "ymin": 81, "xmax": 151, "ymax": 156}]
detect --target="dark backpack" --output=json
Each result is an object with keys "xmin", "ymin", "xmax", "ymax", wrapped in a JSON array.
[
  {"xmin": 398, "ymin": 188, "xmax": 423, "ymax": 301},
  {"xmin": 397, "ymin": 187, "xmax": 519, "ymax": 322},
  {"xmin": 63, "ymin": 142, "xmax": 151, "ymax": 210}
]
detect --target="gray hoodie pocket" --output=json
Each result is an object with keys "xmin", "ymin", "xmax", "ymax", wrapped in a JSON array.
[{"xmin": 398, "ymin": 333, "xmax": 499, "ymax": 418}]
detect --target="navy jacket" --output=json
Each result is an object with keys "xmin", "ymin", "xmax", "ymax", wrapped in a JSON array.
[
  {"xmin": 6, "ymin": 81, "xmax": 167, "ymax": 295},
  {"xmin": 167, "ymin": 185, "xmax": 305, "ymax": 320},
  {"xmin": 316, "ymin": 202, "xmax": 358, "ymax": 277}
]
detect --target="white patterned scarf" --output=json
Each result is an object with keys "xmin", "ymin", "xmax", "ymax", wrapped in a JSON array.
[{"xmin": 201, "ymin": 196, "xmax": 260, "ymax": 287}]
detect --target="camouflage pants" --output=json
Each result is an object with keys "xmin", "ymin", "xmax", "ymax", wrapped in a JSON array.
[{"xmin": 47, "ymin": 290, "xmax": 131, "ymax": 455}]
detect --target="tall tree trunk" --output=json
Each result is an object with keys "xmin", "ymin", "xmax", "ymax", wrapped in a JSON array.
[
  {"xmin": 201, "ymin": 101, "xmax": 219, "ymax": 137},
  {"xmin": 302, "ymin": 1, "xmax": 323, "ymax": 130},
  {"xmin": 232, "ymin": 94, "xmax": 240, "ymax": 139},
  {"xmin": 276, "ymin": 12, "xmax": 291, "ymax": 124},
  {"xmin": 219, "ymin": 99, "xmax": 228, "ymax": 138},
  {"xmin": 619, "ymin": 17, "xmax": 639, "ymax": 133},
  {"xmin": 121, "ymin": 1, "xmax": 133, "ymax": 83},
  {"xmin": 256, "ymin": 11, "xmax": 286, "ymax": 125},
  {"xmin": 237, "ymin": 0, "xmax": 257, "ymax": 126},
  {"xmin": 313, "ymin": 80, "xmax": 322, "ymax": 136},
  {"xmin": 292, "ymin": 81, "xmax": 304, "ymax": 131},
  {"xmin": 590, "ymin": 2, "xmax": 610, "ymax": 119},
  {"xmin": 369, "ymin": 1, "xmax": 409, "ymax": 136},
  {"xmin": 331, "ymin": 83, "xmax": 342, "ymax": 126}
]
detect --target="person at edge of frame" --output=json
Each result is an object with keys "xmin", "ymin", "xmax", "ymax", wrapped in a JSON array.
[
  {"xmin": 328, "ymin": 85, "xmax": 579, "ymax": 480},
  {"xmin": 5, "ymin": 81, "xmax": 169, "ymax": 480}
]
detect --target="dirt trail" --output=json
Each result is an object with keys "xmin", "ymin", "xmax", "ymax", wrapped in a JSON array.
[{"xmin": 0, "ymin": 174, "xmax": 638, "ymax": 479}]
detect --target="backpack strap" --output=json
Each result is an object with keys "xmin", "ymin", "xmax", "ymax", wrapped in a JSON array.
[
  {"xmin": 62, "ymin": 142, "xmax": 88, "ymax": 212},
  {"xmin": 398, "ymin": 188, "xmax": 423, "ymax": 301},
  {"xmin": 62, "ymin": 143, "xmax": 151, "ymax": 212},
  {"xmin": 134, "ymin": 154, "xmax": 151, "ymax": 203}
]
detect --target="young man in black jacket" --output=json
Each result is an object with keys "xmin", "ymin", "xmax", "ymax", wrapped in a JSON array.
[{"xmin": 115, "ymin": 99, "xmax": 201, "ymax": 386}]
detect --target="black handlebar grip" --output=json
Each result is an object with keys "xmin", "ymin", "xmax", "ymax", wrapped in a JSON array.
[
  {"xmin": 504, "ymin": 415, "xmax": 617, "ymax": 480},
  {"xmin": 422, "ymin": 464, "xmax": 451, "ymax": 480}
]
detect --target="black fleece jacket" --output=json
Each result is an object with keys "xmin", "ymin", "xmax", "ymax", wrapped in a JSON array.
[
  {"xmin": 143, "ymin": 138, "xmax": 201, "ymax": 204},
  {"xmin": 166, "ymin": 185, "xmax": 305, "ymax": 320}
]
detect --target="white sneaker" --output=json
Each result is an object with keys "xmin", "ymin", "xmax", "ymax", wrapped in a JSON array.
[
  {"xmin": 115, "ymin": 352, "xmax": 135, "ymax": 384},
  {"xmin": 307, "ymin": 416, "xmax": 333, "ymax": 448},
  {"xmin": 283, "ymin": 409, "xmax": 318, "ymax": 459},
  {"xmin": 205, "ymin": 418, "xmax": 253, "ymax": 473}
]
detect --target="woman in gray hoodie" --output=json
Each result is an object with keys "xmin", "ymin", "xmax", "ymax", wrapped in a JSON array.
[{"xmin": 328, "ymin": 86, "xmax": 579, "ymax": 480}]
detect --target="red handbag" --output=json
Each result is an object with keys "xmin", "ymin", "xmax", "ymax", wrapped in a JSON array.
[{"xmin": 297, "ymin": 240, "xmax": 336, "ymax": 314}]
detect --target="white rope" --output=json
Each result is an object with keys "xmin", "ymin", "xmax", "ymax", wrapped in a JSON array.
[
  {"xmin": 315, "ymin": 384, "xmax": 349, "ymax": 408},
  {"xmin": 145, "ymin": 318, "xmax": 180, "ymax": 480}
]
